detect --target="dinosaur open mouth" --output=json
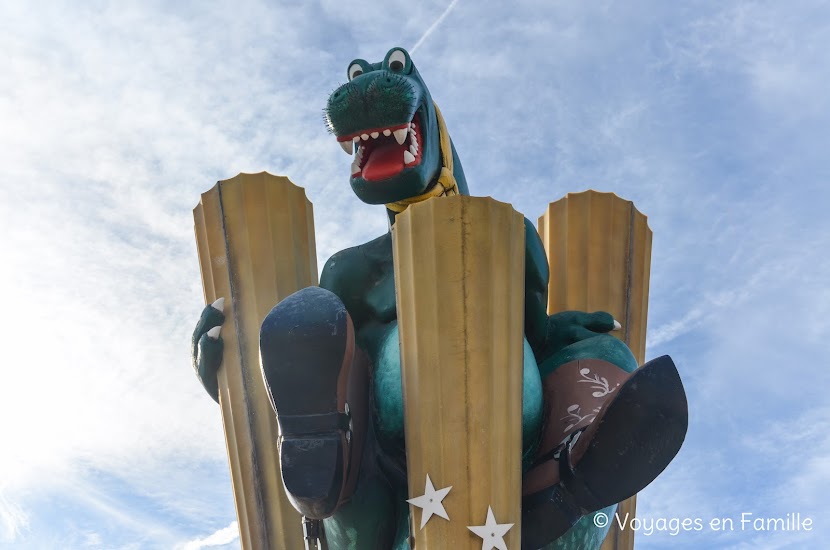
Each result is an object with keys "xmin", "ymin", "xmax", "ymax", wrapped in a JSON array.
[{"xmin": 337, "ymin": 113, "xmax": 423, "ymax": 182}]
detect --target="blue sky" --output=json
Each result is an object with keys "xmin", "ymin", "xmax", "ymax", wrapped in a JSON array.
[{"xmin": 1, "ymin": 1, "xmax": 828, "ymax": 548}]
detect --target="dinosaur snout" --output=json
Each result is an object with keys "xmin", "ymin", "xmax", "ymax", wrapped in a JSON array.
[
  {"xmin": 326, "ymin": 71, "xmax": 420, "ymax": 140},
  {"xmin": 327, "ymin": 82, "xmax": 356, "ymax": 111}
]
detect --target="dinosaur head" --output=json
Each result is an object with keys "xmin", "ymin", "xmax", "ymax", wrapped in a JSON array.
[{"xmin": 325, "ymin": 47, "xmax": 449, "ymax": 206}]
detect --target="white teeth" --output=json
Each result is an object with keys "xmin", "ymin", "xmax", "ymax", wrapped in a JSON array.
[
  {"xmin": 339, "ymin": 140, "xmax": 352, "ymax": 154},
  {"xmin": 393, "ymin": 128, "xmax": 408, "ymax": 145},
  {"xmin": 352, "ymin": 136, "xmax": 360, "ymax": 143},
  {"xmin": 404, "ymin": 150, "xmax": 416, "ymax": 164},
  {"xmin": 361, "ymin": 133, "xmax": 369, "ymax": 141},
  {"xmin": 383, "ymin": 129, "xmax": 391, "ymax": 136},
  {"xmin": 370, "ymin": 132, "xmax": 379, "ymax": 139},
  {"xmin": 353, "ymin": 146, "xmax": 363, "ymax": 173},
  {"xmin": 410, "ymin": 122, "xmax": 416, "ymax": 128},
  {"xmin": 409, "ymin": 144, "xmax": 417, "ymax": 156}
]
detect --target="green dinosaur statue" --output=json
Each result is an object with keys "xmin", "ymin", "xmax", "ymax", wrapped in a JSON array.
[{"xmin": 192, "ymin": 47, "xmax": 688, "ymax": 550}]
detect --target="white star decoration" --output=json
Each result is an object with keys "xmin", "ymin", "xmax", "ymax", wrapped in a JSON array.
[
  {"xmin": 467, "ymin": 506, "xmax": 514, "ymax": 550},
  {"xmin": 407, "ymin": 474, "xmax": 452, "ymax": 529}
]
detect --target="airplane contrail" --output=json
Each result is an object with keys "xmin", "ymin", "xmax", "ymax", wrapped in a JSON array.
[{"xmin": 411, "ymin": 0, "xmax": 462, "ymax": 53}]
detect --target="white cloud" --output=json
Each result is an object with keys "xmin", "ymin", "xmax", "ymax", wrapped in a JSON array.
[
  {"xmin": 637, "ymin": 405, "xmax": 830, "ymax": 548},
  {"xmin": 0, "ymin": 1, "xmax": 325, "ymax": 544},
  {"xmin": 178, "ymin": 521, "xmax": 239, "ymax": 550},
  {"xmin": 0, "ymin": 494, "xmax": 28, "ymax": 543}
]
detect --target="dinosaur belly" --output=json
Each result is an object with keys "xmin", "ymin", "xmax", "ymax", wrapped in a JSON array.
[{"xmin": 371, "ymin": 322, "xmax": 543, "ymax": 457}]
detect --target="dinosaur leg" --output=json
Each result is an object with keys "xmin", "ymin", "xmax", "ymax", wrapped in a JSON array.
[
  {"xmin": 260, "ymin": 286, "xmax": 369, "ymax": 520},
  {"xmin": 321, "ymin": 421, "xmax": 401, "ymax": 549},
  {"xmin": 521, "ymin": 335, "xmax": 688, "ymax": 550}
]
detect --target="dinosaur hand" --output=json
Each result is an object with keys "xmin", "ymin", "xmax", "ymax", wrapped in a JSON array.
[
  {"xmin": 539, "ymin": 311, "xmax": 621, "ymax": 361},
  {"xmin": 192, "ymin": 297, "xmax": 226, "ymax": 403}
]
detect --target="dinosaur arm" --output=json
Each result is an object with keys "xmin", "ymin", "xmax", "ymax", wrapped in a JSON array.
[
  {"xmin": 319, "ymin": 247, "xmax": 370, "ymax": 327},
  {"xmin": 319, "ymin": 234, "xmax": 397, "ymax": 357}
]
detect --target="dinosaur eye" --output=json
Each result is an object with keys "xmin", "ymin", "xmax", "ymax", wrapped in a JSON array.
[
  {"xmin": 388, "ymin": 49, "xmax": 406, "ymax": 72},
  {"xmin": 348, "ymin": 63, "xmax": 364, "ymax": 81}
]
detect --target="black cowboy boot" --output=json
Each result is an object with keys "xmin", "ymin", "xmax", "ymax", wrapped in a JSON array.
[
  {"xmin": 260, "ymin": 286, "xmax": 369, "ymax": 519},
  {"xmin": 522, "ymin": 356, "xmax": 688, "ymax": 549}
]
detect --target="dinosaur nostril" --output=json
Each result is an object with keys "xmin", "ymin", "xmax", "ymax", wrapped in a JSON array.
[{"xmin": 329, "ymin": 85, "xmax": 352, "ymax": 106}]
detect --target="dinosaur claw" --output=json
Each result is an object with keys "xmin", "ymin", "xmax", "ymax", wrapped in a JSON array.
[
  {"xmin": 211, "ymin": 297, "xmax": 225, "ymax": 313},
  {"xmin": 207, "ymin": 326, "xmax": 222, "ymax": 340},
  {"xmin": 613, "ymin": 319, "xmax": 622, "ymax": 331}
]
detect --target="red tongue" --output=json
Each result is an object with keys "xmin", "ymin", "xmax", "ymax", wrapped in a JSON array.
[{"xmin": 362, "ymin": 142, "xmax": 404, "ymax": 181}]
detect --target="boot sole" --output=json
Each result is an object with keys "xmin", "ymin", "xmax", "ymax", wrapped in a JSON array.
[
  {"xmin": 260, "ymin": 286, "xmax": 354, "ymax": 519},
  {"xmin": 521, "ymin": 355, "xmax": 688, "ymax": 549},
  {"xmin": 573, "ymin": 354, "xmax": 688, "ymax": 510}
]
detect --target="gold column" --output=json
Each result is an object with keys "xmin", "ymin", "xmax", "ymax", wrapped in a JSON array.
[
  {"xmin": 537, "ymin": 190, "xmax": 652, "ymax": 550},
  {"xmin": 194, "ymin": 172, "xmax": 316, "ymax": 549},
  {"xmin": 393, "ymin": 196, "xmax": 525, "ymax": 549}
]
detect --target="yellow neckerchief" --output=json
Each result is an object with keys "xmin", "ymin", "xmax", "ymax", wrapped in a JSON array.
[{"xmin": 385, "ymin": 102, "xmax": 459, "ymax": 214}]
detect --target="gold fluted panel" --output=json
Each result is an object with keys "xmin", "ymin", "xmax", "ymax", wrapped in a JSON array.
[
  {"xmin": 393, "ymin": 196, "xmax": 525, "ymax": 549},
  {"xmin": 194, "ymin": 172, "xmax": 316, "ymax": 549},
  {"xmin": 538, "ymin": 190, "xmax": 653, "ymax": 550}
]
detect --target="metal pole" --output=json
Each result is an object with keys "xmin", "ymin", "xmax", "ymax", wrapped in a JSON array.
[
  {"xmin": 393, "ymin": 196, "xmax": 525, "ymax": 548},
  {"xmin": 194, "ymin": 172, "xmax": 316, "ymax": 549},
  {"xmin": 538, "ymin": 190, "xmax": 653, "ymax": 550}
]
